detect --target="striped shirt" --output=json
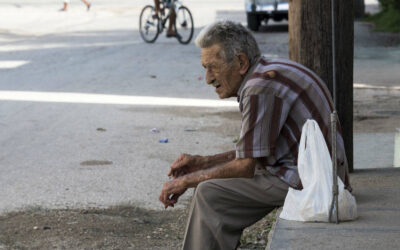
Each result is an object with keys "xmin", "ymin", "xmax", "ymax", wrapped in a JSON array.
[{"xmin": 235, "ymin": 57, "xmax": 350, "ymax": 190}]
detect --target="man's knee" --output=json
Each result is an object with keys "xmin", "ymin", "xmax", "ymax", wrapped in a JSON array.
[{"xmin": 194, "ymin": 180, "xmax": 220, "ymax": 204}]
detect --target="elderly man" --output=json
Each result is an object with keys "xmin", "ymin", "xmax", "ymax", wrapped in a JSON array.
[{"xmin": 159, "ymin": 21, "xmax": 351, "ymax": 249}]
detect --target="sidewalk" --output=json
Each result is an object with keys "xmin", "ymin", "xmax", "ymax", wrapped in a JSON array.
[{"xmin": 267, "ymin": 167, "xmax": 400, "ymax": 250}]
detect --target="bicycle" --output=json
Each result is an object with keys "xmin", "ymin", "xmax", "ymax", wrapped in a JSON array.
[{"xmin": 139, "ymin": 0, "xmax": 194, "ymax": 44}]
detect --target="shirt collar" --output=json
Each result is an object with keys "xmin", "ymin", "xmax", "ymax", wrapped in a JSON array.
[{"xmin": 236, "ymin": 56, "xmax": 261, "ymax": 103}]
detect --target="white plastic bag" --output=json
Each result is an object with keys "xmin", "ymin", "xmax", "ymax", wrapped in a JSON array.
[{"xmin": 279, "ymin": 120, "xmax": 357, "ymax": 222}]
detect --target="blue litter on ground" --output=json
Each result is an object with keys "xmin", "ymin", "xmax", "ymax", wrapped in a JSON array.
[{"xmin": 159, "ymin": 138, "xmax": 168, "ymax": 143}]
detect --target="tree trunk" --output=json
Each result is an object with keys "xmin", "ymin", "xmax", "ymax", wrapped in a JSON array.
[{"xmin": 288, "ymin": 0, "xmax": 354, "ymax": 172}]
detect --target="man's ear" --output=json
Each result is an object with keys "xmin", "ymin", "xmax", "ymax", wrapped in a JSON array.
[{"xmin": 236, "ymin": 53, "xmax": 250, "ymax": 75}]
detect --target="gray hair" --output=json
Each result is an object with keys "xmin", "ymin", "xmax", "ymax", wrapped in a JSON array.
[{"xmin": 195, "ymin": 21, "xmax": 261, "ymax": 66}]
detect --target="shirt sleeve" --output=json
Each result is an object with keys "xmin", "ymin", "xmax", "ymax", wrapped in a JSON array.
[{"xmin": 235, "ymin": 93, "xmax": 286, "ymax": 159}]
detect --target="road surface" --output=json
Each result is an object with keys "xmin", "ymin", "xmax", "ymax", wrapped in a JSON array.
[{"xmin": 0, "ymin": 0, "xmax": 398, "ymax": 213}]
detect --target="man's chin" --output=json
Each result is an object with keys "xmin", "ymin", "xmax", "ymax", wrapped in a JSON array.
[
  {"xmin": 217, "ymin": 94, "xmax": 227, "ymax": 99},
  {"xmin": 217, "ymin": 92, "xmax": 233, "ymax": 99},
  {"xmin": 216, "ymin": 91, "xmax": 226, "ymax": 99}
]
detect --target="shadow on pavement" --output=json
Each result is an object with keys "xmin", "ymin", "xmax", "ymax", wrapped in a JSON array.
[{"xmin": 258, "ymin": 24, "xmax": 288, "ymax": 33}]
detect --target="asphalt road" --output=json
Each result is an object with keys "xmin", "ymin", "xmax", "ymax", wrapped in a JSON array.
[
  {"xmin": 0, "ymin": 0, "xmax": 248, "ymax": 213},
  {"xmin": 0, "ymin": 0, "xmax": 398, "ymax": 213}
]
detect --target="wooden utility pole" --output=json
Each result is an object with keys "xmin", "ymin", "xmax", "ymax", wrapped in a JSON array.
[{"xmin": 288, "ymin": 0, "xmax": 354, "ymax": 172}]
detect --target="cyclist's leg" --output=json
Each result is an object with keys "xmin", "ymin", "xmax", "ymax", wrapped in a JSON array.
[
  {"xmin": 61, "ymin": 0, "xmax": 69, "ymax": 11},
  {"xmin": 167, "ymin": 8, "xmax": 176, "ymax": 36},
  {"xmin": 81, "ymin": 0, "xmax": 91, "ymax": 10},
  {"xmin": 154, "ymin": 0, "xmax": 161, "ymax": 14},
  {"xmin": 166, "ymin": 1, "xmax": 177, "ymax": 36}
]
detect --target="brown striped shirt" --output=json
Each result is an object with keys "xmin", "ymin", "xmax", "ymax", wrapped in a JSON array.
[{"xmin": 235, "ymin": 57, "xmax": 350, "ymax": 190}]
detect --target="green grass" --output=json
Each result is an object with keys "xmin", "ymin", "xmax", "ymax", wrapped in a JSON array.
[{"xmin": 365, "ymin": 8, "xmax": 400, "ymax": 33}]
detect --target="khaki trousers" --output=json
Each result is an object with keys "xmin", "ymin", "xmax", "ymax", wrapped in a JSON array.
[{"xmin": 182, "ymin": 170, "xmax": 289, "ymax": 250}]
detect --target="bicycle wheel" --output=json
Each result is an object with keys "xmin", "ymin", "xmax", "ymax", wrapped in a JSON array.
[
  {"xmin": 139, "ymin": 5, "xmax": 159, "ymax": 43},
  {"xmin": 175, "ymin": 6, "xmax": 194, "ymax": 45}
]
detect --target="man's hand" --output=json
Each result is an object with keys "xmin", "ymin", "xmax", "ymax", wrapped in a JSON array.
[
  {"xmin": 168, "ymin": 154, "xmax": 205, "ymax": 178},
  {"xmin": 159, "ymin": 177, "xmax": 187, "ymax": 209}
]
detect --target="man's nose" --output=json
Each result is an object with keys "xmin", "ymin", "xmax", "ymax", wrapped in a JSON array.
[{"xmin": 206, "ymin": 71, "xmax": 215, "ymax": 85}]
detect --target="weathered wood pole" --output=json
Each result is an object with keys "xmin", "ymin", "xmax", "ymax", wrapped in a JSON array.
[{"xmin": 288, "ymin": 0, "xmax": 354, "ymax": 172}]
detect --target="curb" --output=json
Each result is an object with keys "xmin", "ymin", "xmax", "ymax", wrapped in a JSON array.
[{"xmin": 265, "ymin": 207, "xmax": 282, "ymax": 250}]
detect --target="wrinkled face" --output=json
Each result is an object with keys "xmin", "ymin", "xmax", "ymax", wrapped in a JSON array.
[{"xmin": 201, "ymin": 44, "xmax": 242, "ymax": 99}]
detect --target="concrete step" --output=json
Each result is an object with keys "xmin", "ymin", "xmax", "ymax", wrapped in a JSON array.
[{"xmin": 267, "ymin": 168, "xmax": 400, "ymax": 250}]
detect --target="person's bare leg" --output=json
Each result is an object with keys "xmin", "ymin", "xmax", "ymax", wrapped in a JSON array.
[
  {"xmin": 81, "ymin": 0, "xmax": 91, "ymax": 10},
  {"xmin": 154, "ymin": 0, "xmax": 161, "ymax": 14},
  {"xmin": 61, "ymin": 2, "xmax": 68, "ymax": 11},
  {"xmin": 167, "ymin": 9, "xmax": 176, "ymax": 36}
]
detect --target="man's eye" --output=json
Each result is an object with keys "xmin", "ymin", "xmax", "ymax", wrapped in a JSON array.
[{"xmin": 209, "ymin": 65, "xmax": 217, "ymax": 71}]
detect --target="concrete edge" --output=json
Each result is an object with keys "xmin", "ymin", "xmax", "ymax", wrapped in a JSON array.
[{"xmin": 266, "ymin": 207, "xmax": 282, "ymax": 250}]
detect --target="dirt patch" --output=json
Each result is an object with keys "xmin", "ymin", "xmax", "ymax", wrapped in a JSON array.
[
  {"xmin": 0, "ymin": 205, "xmax": 275, "ymax": 250},
  {"xmin": 0, "ymin": 206, "xmax": 187, "ymax": 250}
]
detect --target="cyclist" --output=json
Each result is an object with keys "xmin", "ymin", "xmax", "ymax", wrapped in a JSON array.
[{"xmin": 154, "ymin": 0, "xmax": 177, "ymax": 37}]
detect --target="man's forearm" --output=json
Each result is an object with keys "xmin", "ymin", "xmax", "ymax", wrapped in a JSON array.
[
  {"xmin": 182, "ymin": 157, "xmax": 256, "ymax": 188},
  {"xmin": 202, "ymin": 150, "xmax": 236, "ymax": 169}
]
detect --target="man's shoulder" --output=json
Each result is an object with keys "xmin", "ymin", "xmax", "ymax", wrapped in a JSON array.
[
  {"xmin": 240, "ymin": 78, "xmax": 276, "ymax": 99},
  {"xmin": 244, "ymin": 57, "xmax": 309, "ymax": 87},
  {"xmin": 240, "ymin": 57, "xmax": 301, "ymax": 98},
  {"xmin": 257, "ymin": 57, "xmax": 312, "ymax": 73},
  {"xmin": 257, "ymin": 57, "xmax": 327, "ymax": 87},
  {"xmin": 244, "ymin": 56, "xmax": 329, "ymax": 97}
]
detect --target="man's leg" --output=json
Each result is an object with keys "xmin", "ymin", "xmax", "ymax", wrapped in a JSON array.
[
  {"xmin": 81, "ymin": 0, "xmax": 91, "ymax": 10},
  {"xmin": 167, "ymin": 9, "xmax": 176, "ymax": 36},
  {"xmin": 182, "ymin": 172, "xmax": 289, "ymax": 250},
  {"xmin": 61, "ymin": 0, "xmax": 69, "ymax": 11},
  {"xmin": 154, "ymin": 0, "xmax": 161, "ymax": 14}
]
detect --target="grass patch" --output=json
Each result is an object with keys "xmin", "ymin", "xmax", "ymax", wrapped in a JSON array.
[{"xmin": 364, "ymin": 8, "xmax": 400, "ymax": 33}]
